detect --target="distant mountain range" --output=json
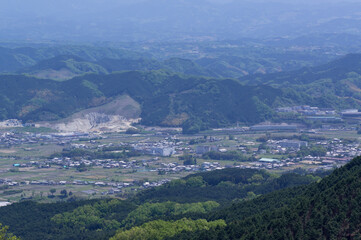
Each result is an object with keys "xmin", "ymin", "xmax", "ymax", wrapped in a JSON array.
[
  {"xmin": 1, "ymin": 53, "xmax": 361, "ymax": 132},
  {"xmin": 0, "ymin": 43, "xmax": 337, "ymax": 79}
]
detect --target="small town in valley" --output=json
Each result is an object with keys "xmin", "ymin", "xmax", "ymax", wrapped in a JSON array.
[{"xmin": 0, "ymin": 105, "xmax": 361, "ymax": 204}]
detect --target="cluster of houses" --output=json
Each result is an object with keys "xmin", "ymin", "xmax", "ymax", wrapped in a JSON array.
[
  {"xmin": 0, "ymin": 119, "xmax": 24, "ymax": 128},
  {"xmin": 0, "ymin": 131, "xmax": 92, "ymax": 147},
  {"xmin": 13, "ymin": 153, "xmax": 226, "ymax": 175},
  {"xmin": 254, "ymin": 137, "xmax": 360, "ymax": 169},
  {"xmin": 276, "ymin": 105, "xmax": 361, "ymax": 123},
  {"xmin": 265, "ymin": 139, "xmax": 308, "ymax": 154},
  {"xmin": 132, "ymin": 138, "xmax": 179, "ymax": 156},
  {"xmin": 3, "ymin": 118, "xmax": 361, "ymax": 201},
  {"xmin": 324, "ymin": 138, "xmax": 361, "ymax": 158},
  {"xmin": 158, "ymin": 161, "xmax": 223, "ymax": 174},
  {"xmin": 97, "ymin": 179, "xmax": 172, "ymax": 196},
  {"xmin": 196, "ymin": 145, "xmax": 219, "ymax": 154},
  {"xmin": 260, "ymin": 137, "xmax": 361, "ymax": 159},
  {"xmin": 246, "ymin": 158, "xmax": 342, "ymax": 171},
  {"xmin": 0, "ymin": 177, "xmax": 171, "ymax": 195},
  {"xmin": 277, "ymin": 105, "xmax": 336, "ymax": 116},
  {"xmin": 12, "ymin": 157, "xmax": 158, "ymax": 170}
]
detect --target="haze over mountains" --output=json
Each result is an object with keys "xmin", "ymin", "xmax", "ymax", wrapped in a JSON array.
[
  {"xmin": 2, "ymin": 1, "xmax": 361, "ymax": 240},
  {"xmin": 1, "ymin": 0, "xmax": 361, "ymax": 42}
]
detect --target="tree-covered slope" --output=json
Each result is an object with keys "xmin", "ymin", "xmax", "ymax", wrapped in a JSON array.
[
  {"xmin": 3, "ymin": 53, "xmax": 361, "ymax": 131},
  {"xmin": 0, "ymin": 41, "xmax": 341, "ymax": 79},
  {"xmin": 0, "ymin": 200, "xmax": 137, "ymax": 240},
  {"xmin": 241, "ymin": 53, "xmax": 361, "ymax": 86},
  {"xmin": 0, "ymin": 47, "xmax": 37, "ymax": 73},
  {"xmin": 0, "ymin": 71, "xmax": 297, "ymax": 132},
  {"xmin": 134, "ymin": 169, "xmax": 319, "ymax": 204},
  {"xmin": 20, "ymin": 55, "xmax": 108, "ymax": 80},
  {"xmin": 238, "ymin": 53, "xmax": 361, "ymax": 110},
  {"xmin": 172, "ymin": 156, "xmax": 361, "ymax": 240}
]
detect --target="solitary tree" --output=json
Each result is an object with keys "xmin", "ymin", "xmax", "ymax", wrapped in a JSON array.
[
  {"xmin": 50, "ymin": 189, "xmax": 56, "ymax": 196},
  {"xmin": 60, "ymin": 189, "xmax": 68, "ymax": 198}
]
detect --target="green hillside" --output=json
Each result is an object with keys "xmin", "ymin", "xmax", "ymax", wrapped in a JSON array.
[
  {"xmin": 241, "ymin": 53, "xmax": 361, "ymax": 86},
  {"xmin": 171, "ymin": 156, "xmax": 361, "ymax": 240},
  {"xmin": 134, "ymin": 169, "xmax": 318, "ymax": 204},
  {"xmin": 21, "ymin": 55, "xmax": 108, "ymax": 80},
  {"xmin": 0, "ymin": 71, "xmax": 297, "ymax": 132},
  {"xmin": 239, "ymin": 53, "xmax": 361, "ymax": 110},
  {"xmin": 0, "ymin": 42, "xmax": 338, "ymax": 79}
]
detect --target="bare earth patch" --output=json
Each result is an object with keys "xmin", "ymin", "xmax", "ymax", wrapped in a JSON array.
[{"xmin": 37, "ymin": 95, "xmax": 141, "ymax": 133}]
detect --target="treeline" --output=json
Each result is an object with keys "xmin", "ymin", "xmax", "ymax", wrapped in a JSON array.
[
  {"xmin": 50, "ymin": 146, "xmax": 140, "ymax": 160},
  {"xmin": 134, "ymin": 169, "xmax": 319, "ymax": 204}
]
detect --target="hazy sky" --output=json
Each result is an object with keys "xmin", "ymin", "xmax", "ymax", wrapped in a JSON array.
[{"xmin": 0, "ymin": 0, "xmax": 360, "ymax": 42}]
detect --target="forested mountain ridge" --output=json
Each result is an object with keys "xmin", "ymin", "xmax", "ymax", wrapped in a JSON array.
[
  {"xmin": 20, "ymin": 55, "xmax": 109, "ymax": 80},
  {"xmin": 241, "ymin": 53, "xmax": 361, "ymax": 86},
  {"xmin": 0, "ymin": 71, "xmax": 297, "ymax": 132},
  {"xmin": 0, "ymin": 43, "xmax": 341, "ymax": 79},
  {"xmin": 3, "ymin": 53, "xmax": 361, "ymax": 132},
  {"xmin": 171, "ymin": 156, "xmax": 361, "ymax": 240},
  {"xmin": 237, "ymin": 54, "xmax": 361, "ymax": 112}
]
